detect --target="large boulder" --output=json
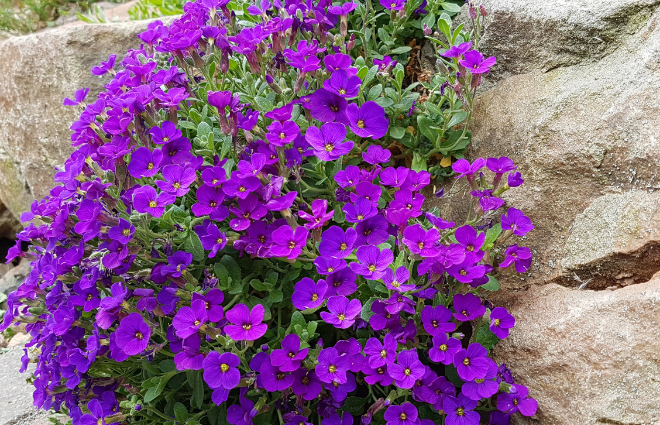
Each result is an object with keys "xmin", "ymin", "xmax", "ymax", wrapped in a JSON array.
[
  {"xmin": 452, "ymin": 0, "xmax": 660, "ymax": 423},
  {"xmin": 0, "ymin": 21, "xmax": 151, "ymax": 220}
]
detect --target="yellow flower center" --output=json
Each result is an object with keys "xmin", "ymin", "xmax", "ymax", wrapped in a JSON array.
[
  {"xmin": 325, "ymin": 143, "xmax": 334, "ymax": 152},
  {"xmin": 380, "ymin": 350, "xmax": 387, "ymax": 358},
  {"xmin": 399, "ymin": 413, "xmax": 407, "ymax": 420},
  {"xmin": 339, "ymin": 89, "xmax": 346, "ymax": 94},
  {"xmin": 439, "ymin": 344, "xmax": 448, "ymax": 351},
  {"xmin": 418, "ymin": 242, "xmax": 424, "ymax": 249},
  {"xmin": 337, "ymin": 313, "xmax": 346, "ymax": 321},
  {"xmin": 357, "ymin": 214, "xmax": 364, "ymax": 220},
  {"xmin": 288, "ymin": 241, "xmax": 297, "ymax": 249},
  {"xmin": 404, "ymin": 368, "xmax": 411, "ymax": 376},
  {"xmin": 340, "ymin": 242, "xmax": 347, "ymax": 251},
  {"xmin": 220, "ymin": 363, "xmax": 229, "ymax": 372},
  {"xmin": 212, "ymin": 179, "xmax": 219, "ymax": 184},
  {"xmin": 392, "ymin": 281, "xmax": 400, "ymax": 287},
  {"xmin": 368, "ymin": 264, "xmax": 376, "ymax": 272},
  {"xmin": 457, "ymin": 407, "xmax": 465, "ymax": 416},
  {"xmin": 328, "ymin": 365, "xmax": 337, "ymax": 373},
  {"xmin": 147, "ymin": 162, "xmax": 154, "ymax": 170},
  {"xmin": 463, "ymin": 358, "xmax": 470, "ymax": 366},
  {"xmin": 134, "ymin": 332, "xmax": 143, "ymax": 340},
  {"xmin": 357, "ymin": 119, "xmax": 365, "ymax": 128},
  {"xmin": 163, "ymin": 136, "xmax": 169, "ymax": 142},
  {"xmin": 327, "ymin": 267, "xmax": 334, "ymax": 272},
  {"xmin": 494, "ymin": 319, "xmax": 501, "ymax": 326},
  {"xmin": 475, "ymin": 379, "xmax": 484, "ymax": 383},
  {"xmin": 238, "ymin": 186, "xmax": 246, "ymax": 192},
  {"xmin": 210, "ymin": 201, "xmax": 217, "ymax": 207},
  {"xmin": 173, "ymin": 182, "xmax": 181, "ymax": 189},
  {"xmin": 149, "ymin": 201, "xmax": 157, "ymax": 208},
  {"xmin": 122, "ymin": 228, "xmax": 131, "ymax": 236},
  {"xmin": 243, "ymin": 323, "xmax": 252, "ymax": 330},
  {"xmin": 194, "ymin": 320, "xmax": 200, "ymax": 326},
  {"xmin": 311, "ymin": 293, "xmax": 318, "ymax": 301},
  {"xmin": 279, "ymin": 132, "xmax": 286, "ymax": 139}
]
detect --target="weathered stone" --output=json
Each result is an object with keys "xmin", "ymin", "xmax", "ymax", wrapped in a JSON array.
[
  {"xmin": 0, "ymin": 258, "xmax": 31, "ymax": 296},
  {"xmin": 0, "ymin": 21, "xmax": 151, "ymax": 219},
  {"xmin": 454, "ymin": 0, "xmax": 660, "ymax": 289},
  {"xmin": 494, "ymin": 279, "xmax": 660, "ymax": 425}
]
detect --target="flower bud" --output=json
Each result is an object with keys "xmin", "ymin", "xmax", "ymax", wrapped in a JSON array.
[{"xmin": 423, "ymin": 24, "xmax": 432, "ymax": 36}]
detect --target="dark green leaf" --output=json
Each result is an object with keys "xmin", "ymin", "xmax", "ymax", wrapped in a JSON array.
[
  {"xmin": 185, "ymin": 232, "xmax": 205, "ymax": 262},
  {"xmin": 483, "ymin": 223, "xmax": 502, "ymax": 249},
  {"xmin": 475, "ymin": 326, "xmax": 500, "ymax": 350},
  {"xmin": 390, "ymin": 46, "xmax": 412, "ymax": 54},
  {"xmin": 390, "ymin": 126, "xmax": 406, "ymax": 140},
  {"xmin": 174, "ymin": 402, "xmax": 188, "ymax": 422},
  {"xmin": 447, "ymin": 110, "xmax": 468, "ymax": 128},
  {"xmin": 482, "ymin": 275, "xmax": 500, "ymax": 292}
]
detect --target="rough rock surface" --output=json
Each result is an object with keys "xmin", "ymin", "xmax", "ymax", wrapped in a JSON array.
[
  {"xmin": 494, "ymin": 279, "xmax": 660, "ymax": 425},
  {"xmin": 0, "ymin": 258, "xmax": 31, "ymax": 297},
  {"xmin": 0, "ymin": 347, "xmax": 50, "ymax": 425},
  {"xmin": 0, "ymin": 21, "xmax": 151, "ymax": 219},
  {"xmin": 449, "ymin": 0, "xmax": 660, "ymax": 424}
]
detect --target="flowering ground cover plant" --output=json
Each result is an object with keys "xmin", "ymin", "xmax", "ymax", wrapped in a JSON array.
[{"xmin": 1, "ymin": 0, "xmax": 538, "ymax": 424}]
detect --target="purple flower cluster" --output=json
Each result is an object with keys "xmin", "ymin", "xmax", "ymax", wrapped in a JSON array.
[{"xmin": 0, "ymin": 1, "xmax": 535, "ymax": 425}]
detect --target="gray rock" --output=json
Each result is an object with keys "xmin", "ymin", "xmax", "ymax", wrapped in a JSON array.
[
  {"xmin": 0, "ymin": 20, "xmax": 155, "ymax": 219},
  {"xmin": 0, "ymin": 347, "xmax": 47, "ymax": 425},
  {"xmin": 0, "ymin": 259, "xmax": 31, "ymax": 296}
]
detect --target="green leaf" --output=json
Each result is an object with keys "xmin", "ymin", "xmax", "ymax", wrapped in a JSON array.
[
  {"xmin": 437, "ymin": 13, "xmax": 452, "ymax": 41},
  {"xmin": 189, "ymin": 109, "xmax": 203, "ymax": 125},
  {"xmin": 447, "ymin": 110, "xmax": 468, "ymax": 128},
  {"xmin": 483, "ymin": 223, "xmax": 502, "ymax": 249},
  {"xmin": 174, "ymin": 402, "xmax": 189, "ymax": 423},
  {"xmin": 186, "ymin": 370, "xmax": 205, "ymax": 409},
  {"xmin": 254, "ymin": 96, "xmax": 273, "ymax": 112},
  {"xmin": 367, "ymin": 84, "xmax": 383, "ymax": 101},
  {"xmin": 440, "ymin": 1, "xmax": 463, "ymax": 13},
  {"xmin": 220, "ymin": 135, "xmax": 232, "ymax": 159},
  {"xmin": 159, "ymin": 359, "xmax": 176, "ymax": 373},
  {"xmin": 390, "ymin": 46, "xmax": 412, "ymax": 54},
  {"xmin": 390, "ymin": 126, "xmax": 406, "ymax": 140},
  {"xmin": 185, "ymin": 232, "xmax": 205, "ymax": 262},
  {"xmin": 266, "ymin": 289, "xmax": 284, "ymax": 304},
  {"xmin": 444, "ymin": 364, "xmax": 463, "ymax": 388},
  {"xmin": 289, "ymin": 311, "xmax": 306, "ymax": 334},
  {"xmin": 221, "ymin": 255, "xmax": 242, "ymax": 284},
  {"xmin": 178, "ymin": 120, "xmax": 197, "ymax": 130},
  {"xmin": 374, "ymin": 97, "xmax": 395, "ymax": 108},
  {"xmin": 412, "ymin": 152, "xmax": 428, "ymax": 172},
  {"xmin": 360, "ymin": 297, "xmax": 378, "ymax": 322},
  {"xmin": 417, "ymin": 115, "xmax": 439, "ymax": 143},
  {"xmin": 475, "ymin": 326, "xmax": 500, "ymax": 350},
  {"xmin": 197, "ymin": 122, "xmax": 212, "ymax": 139},
  {"xmin": 362, "ymin": 65, "xmax": 379, "ymax": 87},
  {"xmin": 342, "ymin": 396, "xmax": 367, "ymax": 414},
  {"xmin": 482, "ymin": 275, "xmax": 500, "ymax": 292},
  {"xmin": 144, "ymin": 372, "xmax": 176, "ymax": 403}
]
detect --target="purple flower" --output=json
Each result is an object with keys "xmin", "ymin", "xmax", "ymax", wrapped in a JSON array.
[
  {"xmin": 271, "ymin": 225, "xmax": 309, "ymax": 259},
  {"xmin": 380, "ymin": 167, "xmax": 409, "ymax": 187},
  {"xmin": 486, "ymin": 156, "xmax": 517, "ymax": 174},
  {"xmin": 132, "ymin": 186, "xmax": 176, "ymax": 217},
  {"xmin": 260, "ymin": 360, "xmax": 295, "ymax": 391},
  {"xmin": 345, "ymin": 101, "xmax": 388, "ymax": 139},
  {"xmin": 382, "ymin": 267, "xmax": 415, "ymax": 292},
  {"xmin": 203, "ymin": 351, "xmax": 241, "ymax": 389},
  {"xmin": 108, "ymin": 218, "xmax": 135, "ymax": 244},
  {"xmin": 462, "ymin": 360, "xmax": 499, "ymax": 400},
  {"xmin": 63, "ymin": 88, "xmax": 90, "ymax": 106},
  {"xmin": 379, "ymin": 0, "xmax": 405, "ymax": 11},
  {"xmin": 157, "ymin": 164, "xmax": 197, "ymax": 196},
  {"xmin": 335, "ymin": 165, "xmax": 361, "ymax": 188},
  {"xmin": 79, "ymin": 398, "xmax": 113, "ymax": 425},
  {"xmin": 265, "ymin": 191, "xmax": 298, "ymax": 211},
  {"xmin": 223, "ymin": 172, "xmax": 262, "ymax": 199},
  {"xmin": 403, "ymin": 224, "xmax": 441, "ymax": 257},
  {"xmin": 173, "ymin": 299, "xmax": 208, "ymax": 339},
  {"xmin": 443, "ymin": 394, "xmax": 479, "ymax": 425},
  {"xmin": 362, "ymin": 145, "xmax": 391, "ymax": 164},
  {"xmin": 292, "ymin": 369, "xmax": 323, "ymax": 400},
  {"xmin": 429, "ymin": 333, "xmax": 462, "ymax": 365},
  {"xmin": 508, "ymin": 171, "xmax": 524, "ymax": 187},
  {"xmin": 174, "ymin": 334, "xmax": 204, "ymax": 370},
  {"xmin": 306, "ymin": 123, "xmax": 354, "ymax": 161},
  {"xmin": 452, "ymin": 158, "xmax": 486, "ymax": 183},
  {"xmin": 322, "ymin": 412, "xmax": 353, "ymax": 425},
  {"xmin": 497, "ymin": 384, "xmax": 537, "ymax": 416},
  {"xmin": 454, "ymin": 343, "xmax": 490, "ymax": 381},
  {"xmin": 150, "ymin": 121, "xmax": 182, "ymax": 144},
  {"xmin": 318, "ymin": 226, "xmax": 358, "ymax": 259},
  {"xmin": 128, "ymin": 147, "xmax": 163, "ymax": 178},
  {"xmin": 354, "ymin": 215, "xmax": 389, "ymax": 247},
  {"xmin": 193, "ymin": 184, "xmax": 229, "ymax": 221},
  {"xmin": 292, "ymin": 277, "xmax": 327, "ymax": 310},
  {"xmin": 162, "ymin": 251, "xmax": 193, "ymax": 278},
  {"xmin": 299, "ymin": 199, "xmax": 335, "ymax": 229},
  {"xmin": 315, "ymin": 257, "xmax": 346, "ymax": 275},
  {"xmin": 373, "ymin": 56, "xmax": 396, "ymax": 71},
  {"xmin": 455, "ymin": 225, "xmax": 485, "ymax": 254},
  {"xmin": 228, "ymin": 392, "xmax": 259, "ymax": 425},
  {"xmin": 320, "ymin": 296, "xmax": 362, "ymax": 329},
  {"xmin": 225, "ymin": 304, "xmax": 268, "ymax": 341},
  {"xmin": 286, "ymin": 416, "xmax": 313, "ymax": 425},
  {"xmin": 388, "ymin": 350, "xmax": 425, "ymax": 389},
  {"xmin": 501, "ymin": 208, "xmax": 534, "ymax": 236},
  {"xmin": 308, "ymin": 89, "xmax": 349, "ymax": 123},
  {"xmin": 425, "ymin": 212, "xmax": 455, "ymax": 229},
  {"xmin": 489, "ymin": 307, "xmax": 515, "ymax": 339},
  {"xmin": 421, "ymin": 305, "xmax": 456, "ymax": 336},
  {"xmin": 384, "ymin": 403, "xmax": 418, "ymax": 425},
  {"xmin": 499, "ymin": 244, "xmax": 532, "ymax": 273},
  {"xmin": 316, "ymin": 347, "xmax": 350, "ymax": 384},
  {"xmin": 229, "ymin": 194, "xmax": 267, "ymax": 231},
  {"xmin": 266, "ymin": 120, "xmax": 300, "ymax": 147},
  {"xmin": 440, "ymin": 41, "xmax": 471, "ymax": 58},
  {"xmin": 195, "ymin": 221, "xmax": 228, "ymax": 258},
  {"xmin": 343, "ymin": 198, "xmax": 378, "ymax": 223},
  {"xmin": 324, "ymin": 269, "xmax": 358, "ymax": 297},
  {"xmin": 364, "ymin": 334, "xmax": 397, "ymax": 368},
  {"xmin": 91, "ymin": 54, "xmax": 116, "ymax": 75},
  {"xmin": 114, "ymin": 313, "xmax": 150, "ymax": 356},
  {"xmin": 446, "ymin": 259, "xmax": 486, "ymax": 285},
  {"xmin": 452, "ymin": 293, "xmax": 485, "ymax": 322},
  {"xmin": 202, "ymin": 166, "xmax": 228, "ymax": 186},
  {"xmin": 271, "ymin": 334, "xmax": 309, "ymax": 372},
  {"xmin": 460, "ymin": 50, "xmax": 497, "ymax": 74},
  {"xmin": 349, "ymin": 245, "xmax": 393, "ymax": 280},
  {"xmin": 323, "ymin": 70, "xmax": 362, "ymax": 98}
]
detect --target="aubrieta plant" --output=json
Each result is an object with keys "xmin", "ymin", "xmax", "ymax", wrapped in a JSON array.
[{"xmin": 1, "ymin": 0, "xmax": 537, "ymax": 424}]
